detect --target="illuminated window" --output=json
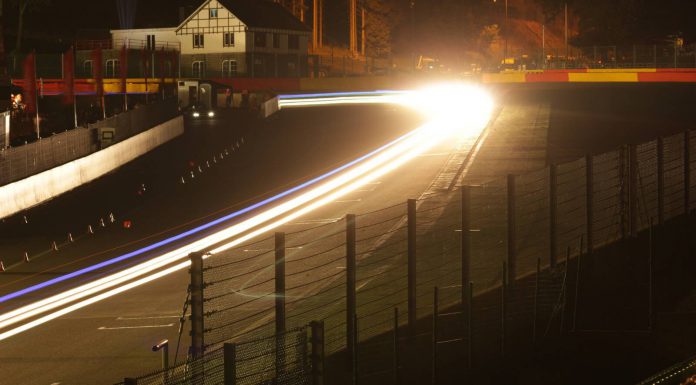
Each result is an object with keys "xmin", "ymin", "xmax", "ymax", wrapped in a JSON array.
[
  {"xmin": 223, "ymin": 32, "xmax": 235, "ymax": 47},
  {"xmin": 254, "ymin": 32, "xmax": 266, "ymax": 48},
  {"xmin": 288, "ymin": 35, "xmax": 299, "ymax": 50},
  {"xmin": 193, "ymin": 33, "xmax": 205, "ymax": 48},
  {"xmin": 222, "ymin": 59, "xmax": 237, "ymax": 77},
  {"xmin": 192, "ymin": 61, "xmax": 206, "ymax": 78},
  {"xmin": 209, "ymin": 8, "xmax": 218, "ymax": 18},
  {"xmin": 106, "ymin": 59, "xmax": 120, "ymax": 78}
]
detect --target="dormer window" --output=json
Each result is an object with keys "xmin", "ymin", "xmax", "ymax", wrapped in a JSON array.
[{"xmin": 209, "ymin": 8, "xmax": 218, "ymax": 18}]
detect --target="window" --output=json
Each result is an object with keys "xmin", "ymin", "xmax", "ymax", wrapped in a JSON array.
[
  {"xmin": 254, "ymin": 32, "xmax": 266, "ymax": 48},
  {"xmin": 83, "ymin": 60, "xmax": 93, "ymax": 76},
  {"xmin": 147, "ymin": 34, "xmax": 156, "ymax": 50},
  {"xmin": 193, "ymin": 33, "xmax": 205, "ymax": 48},
  {"xmin": 273, "ymin": 33, "xmax": 280, "ymax": 49},
  {"xmin": 222, "ymin": 59, "xmax": 237, "ymax": 77},
  {"xmin": 223, "ymin": 32, "xmax": 235, "ymax": 47},
  {"xmin": 209, "ymin": 8, "xmax": 218, "ymax": 18},
  {"xmin": 106, "ymin": 59, "xmax": 120, "ymax": 78},
  {"xmin": 192, "ymin": 61, "xmax": 206, "ymax": 78},
  {"xmin": 288, "ymin": 35, "xmax": 299, "ymax": 50}
]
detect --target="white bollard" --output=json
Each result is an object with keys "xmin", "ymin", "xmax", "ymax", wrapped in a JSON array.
[
  {"xmin": 109, "ymin": 213, "xmax": 115, "ymax": 223},
  {"xmin": 88, "ymin": 225, "xmax": 94, "ymax": 234},
  {"xmin": 0, "ymin": 261, "xmax": 5, "ymax": 272},
  {"xmin": 181, "ymin": 176, "xmax": 186, "ymax": 184},
  {"xmin": 23, "ymin": 215, "xmax": 28, "ymax": 224},
  {"xmin": 100, "ymin": 218, "xmax": 106, "ymax": 227},
  {"xmin": 52, "ymin": 241, "xmax": 59, "ymax": 251},
  {"xmin": 68, "ymin": 233, "xmax": 74, "ymax": 242},
  {"xmin": 23, "ymin": 252, "xmax": 29, "ymax": 263}
]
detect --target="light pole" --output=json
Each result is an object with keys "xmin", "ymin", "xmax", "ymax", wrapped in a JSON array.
[{"xmin": 494, "ymin": 0, "xmax": 509, "ymax": 65}]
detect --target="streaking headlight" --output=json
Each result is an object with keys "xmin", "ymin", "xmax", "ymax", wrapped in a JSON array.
[
  {"xmin": 208, "ymin": 111, "xmax": 215, "ymax": 117},
  {"xmin": 192, "ymin": 112, "xmax": 200, "ymax": 118}
]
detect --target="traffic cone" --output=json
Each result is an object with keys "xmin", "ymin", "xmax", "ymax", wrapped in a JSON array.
[
  {"xmin": 68, "ymin": 233, "xmax": 74, "ymax": 242},
  {"xmin": 52, "ymin": 241, "xmax": 59, "ymax": 251},
  {"xmin": 88, "ymin": 224, "xmax": 94, "ymax": 234},
  {"xmin": 23, "ymin": 252, "xmax": 29, "ymax": 263}
]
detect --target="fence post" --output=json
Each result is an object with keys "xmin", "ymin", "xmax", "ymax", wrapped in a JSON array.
[
  {"xmin": 572, "ymin": 235, "xmax": 584, "ymax": 332},
  {"xmin": 223, "ymin": 343, "xmax": 237, "ymax": 385},
  {"xmin": 467, "ymin": 281, "xmax": 473, "ymax": 369},
  {"xmin": 432, "ymin": 286, "xmax": 439, "ymax": 385},
  {"xmin": 549, "ymin": 165, "xmax": 558, "ymax": 267},
  {"xmin": 311, "ymin": 321, "xmax": 325, "ymax": 385},
  {"xmin": 407, "ymin": 199, "xmax": 417, "ymax": 331},
  {"xmin": 275, "ymin": 232, "xmax": 286, "ymax": 380},
  {"xmin": 684, "ymin": 130, "xmax": 690, "ymax": 214},
  {"xmin": 560, "ymin": 247, "xmax": 570, "ymax": 334},
  {"xmin": 585, "ymin": 154, "xmax": 594, "ymax": 251},
  {"xmin": 648, "ymin": 218, "xmax": 654, "ymax": 330},
  {"xmin": 353, "ymin": 313, "xmax": 359, "ymax": 385},
  {"xmin": 532, "ymin": 258, "xmax": 540, "ymax": 344},
  {"xmin": 658, "ymin": 137, "xmax": 665, "ymax": 225},
  {"xmin": 461, "ymin": 187, "xmax": 471, "ymax": 314},
  {"xmin": 507, "ymin": 174, "xmax": 516, "ymax": 287},
  {"xmin": 346, "ymin": 214, "xmax": 357, "ymax": 371},
  {"xmin": 630, "ymin": 145, "xmax": 638, "ymax": 237},
  {"xmin": 501, "ymin": 261, "xmax": 506, "ymax": 358},
  {"xmin": 189, "ymin": 251, "xmax": 204, "ymax": 360},
  {"xmin": 393, "ymin": 308, "xmax": 400, "ymax": 385}
]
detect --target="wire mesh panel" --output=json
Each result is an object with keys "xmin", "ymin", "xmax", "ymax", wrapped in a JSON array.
[
  {"xmin": 663, "ymin": 133, "xmax": 685, "ymax": 221},
  {"xmin": 415, "ymin": 190, "xmax": 462, "ymax": 320},
  {"xmin": 355, "ymin": 202, "xmax": 408, "ymax": 344},
  {"xmin": 285, "ymin": 219, "xmax": 346, "ymax": 355},
  {"xmin": 515, "ymin": 168, "xmax": 549, "ymax": 277},
  {"xmin": 592, "ymin": 150, "xmax": 623, "ymax": 248},
  {"xmin": 637, "ymin": 140, "xmax": 659, "ymax": 230},
  {"xmin": 469, "ymin": 177, "xmax": 506, "ymax": 295},
  {"xmin": 204, "ymin": 235, "xmax": 276, "ymax": 346},
  {"xmin": 556, "ymin": 158, "xmax": 586, "ymax": 257}
]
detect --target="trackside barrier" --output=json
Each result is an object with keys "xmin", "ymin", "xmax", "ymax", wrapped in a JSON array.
[{"xmin": 121, "ymin": 127, "xmax": 696, "ymax": 383}]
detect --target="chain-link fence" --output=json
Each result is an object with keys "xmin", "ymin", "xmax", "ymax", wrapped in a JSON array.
[
  {"xmin": 0, "ymin": 98, "xmax": 178, "ymax": 186},
  {"xmin": 120, "ymin": 127, "xmax": 696, "ymax": 383}
]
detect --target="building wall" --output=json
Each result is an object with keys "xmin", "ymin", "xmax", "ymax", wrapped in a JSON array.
[
  {"xmin": 177, "ymin": 0, "xmax": 249, "ymax": 55},
  {"xmin": 110, "ymin": 28, "xmax": 179, "ymax": 50}
]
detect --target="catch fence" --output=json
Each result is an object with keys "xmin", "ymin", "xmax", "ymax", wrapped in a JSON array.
[
  {"xmin": 122, "ymin": 127, "xmax": 696, "ymax": 383},
  {"xmin": 0, "ymin": 98, "xmax": 178, "ymax": 186}
]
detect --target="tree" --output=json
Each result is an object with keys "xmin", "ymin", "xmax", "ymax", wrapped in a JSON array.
[{"xmin": 363, "ymin": 0, "xmax": 401, "ymax": 57}]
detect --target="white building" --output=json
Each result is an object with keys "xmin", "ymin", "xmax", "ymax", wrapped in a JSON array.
[{"xmin": 110, "ymin": 0, "xmax": 310, "ymax": 79}]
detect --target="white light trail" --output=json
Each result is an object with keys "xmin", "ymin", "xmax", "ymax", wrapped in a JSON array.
[{"xmin": 0, "ymin": 84, "xmax": 494, "ymax": 341}]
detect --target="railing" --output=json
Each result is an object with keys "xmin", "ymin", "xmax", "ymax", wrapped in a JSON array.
[
  {"xmin": 76, "ymin": 39, "xmax": 181, "ymax": 51},
  {"xmin": 145, "ymin": 127, "xmax": 696, "ymax": 383},
  {"xmin": 0, "ymin": 98, "xmax": 179, "ymax": 186}
]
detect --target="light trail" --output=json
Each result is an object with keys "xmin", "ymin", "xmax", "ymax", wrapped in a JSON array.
[{"xmin": 0, "ymin": 85, "xmax": 494, "ymax": 341}]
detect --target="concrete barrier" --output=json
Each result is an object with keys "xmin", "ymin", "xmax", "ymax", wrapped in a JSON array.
[{"xmin": 0, "ymin": 116, "xmax": 184, "ymax": 219}]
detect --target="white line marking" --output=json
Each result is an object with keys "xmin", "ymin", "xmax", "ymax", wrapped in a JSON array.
[
  {"xmin": 98, "ymin": 324, "xmax": 174, "ymax": 330},
  {"xmin": 116, "ymin": 315, "xmax": 180, "ymax": 321},
  {"xmin": 334, "ymin": 199, "xmax": 362, "ymax": 203}
]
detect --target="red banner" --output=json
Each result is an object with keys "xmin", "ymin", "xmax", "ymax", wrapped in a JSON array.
[
  {"xmin": 22, "ymin": 53, "xmax": 36, "ymax": 114},
  {"xmin": 91, "ymin": 47, "xmax": 103, "ymax": 98},
  {"xmin": 62, "ymin": 47, "xmax": 74, "ymax": 104},
  {"xmin": 119, "ymin": 45, "xmax": 128, "ymax": 94}
]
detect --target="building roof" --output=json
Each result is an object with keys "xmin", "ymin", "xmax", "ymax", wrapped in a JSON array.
[{"xmin": 217, "ymin": 0, "xmax": 310, "ymax": 32}]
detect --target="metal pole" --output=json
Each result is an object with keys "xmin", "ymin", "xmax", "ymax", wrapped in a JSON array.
[
  {"xmin": 572, "ymin": 235, "xmax": 583, "ymax": 332},
  {"xmin": 585, "ymin": 154, "xmax": 594, "ymax": 251},
  {"xmin": 407, "ymin": 199, "xmax": 417, "ymax": 332},
  {"xmin": 189, "ymin": 252, "xmax": 204, "ymax": 360},
  {"xmin": 461, "ymin": 187, "xmax": 471, "ymax": 312},
  {"xmin": 501, "ymin": 261, "xmax": 506, "ymax": 358},
  {"xmin": 346, "ymin": 214, "xmax": 357, "ymax": 371},
  {"xmin": 532, "ymin": 258, "xmax": 540, "ymax": 344},
  {"xmin": 393, "ymin": 308, "xmax": 400, "ymax": 385},
  {"xmin": 658, "ymin": 137, "xmax": 665, "ymax": 225},
  {"xmin": 549, "ymin": 165, "xmax": 558, "ymax": 267},
  {"xmin": 353, "ymin": 313, "xmax": 358, "ymax": 385},
  {"xmin": 223, "ymin": 343, "xmax": 237, "ymax": 385},
  {"xmin": 630, "ymin": 145, "xmax": 638, "ymax": 237},
  {"xmin": 275, "ymin": 232, "xmax": 286, "ymax": 379},
  {"xmin": 432, "ymin": 287, "xmax": 438, "ymax": 385},
  {"xmin": 467, "ymin": 282, "xmax": 473, "ymax": 369},
  {"xmin": 311, "ymin": 321, "xmax": 325, "ymax": 385},
  {"xmin": 507, "ymin": 174, "xmax": 516, "ymax": 287},
  {"xmin": 685, "ymin": 131, "xmax": 691, "ymax": 214},
  {"xmin": 648, "ymin": 218, "xmax": 654, "ymax": 330}
]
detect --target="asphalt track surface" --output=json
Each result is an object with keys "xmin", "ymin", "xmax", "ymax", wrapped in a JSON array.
[{"xmin": 1, "ymin": 83, "xmax": 695, "ymax": 384}]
